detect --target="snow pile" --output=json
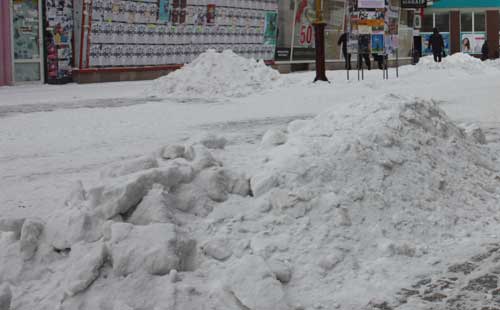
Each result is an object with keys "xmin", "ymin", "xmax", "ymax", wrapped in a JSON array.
[
  {"xmin": 150, "ymin": 49, "xmax": 281, "ymax": 99},
  {"xmin": 1, "ymin": 95, "xmax": 500, "ymax": 310},
  {"xmin": 248, "ymin": 94, "xmax": 500, "ymax": 308},
  {"xmin": 416, "ymin": 53, "xmax": 498, "ymax": 73}
]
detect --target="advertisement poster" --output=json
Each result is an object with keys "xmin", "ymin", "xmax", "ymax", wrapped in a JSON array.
[
  {"xmin": 12, "ymin": 0, "xmax": 40, "ymax": 60},
  {"xmin": 358, "ymin": 10, "xmax": 384, "ymax": 32},
  {"xmin": 206, "ymin": 4, "xmax": 216, "ymax": 24},
  {"xmin": 358, "ymin": 0, "xmax": 385, "ymax": 9},
  {"xmin": 45, "ymin": 0, "xmax": 73, "ymax": 83},
  {"xmin": 385, "ymin": 6, "xmax": 399, "ymax": 35},
  {"xmin": 371, "ymin": 34, "xmax": 384, "ymax": 53},
  {"xmin": 159, "ymin": 0, "xmax": 171, "ymax": 22},
  {"xmin": 422, "ymin": 32, "xmax": 450, "ymax": 56},
  {"xmin": 264, "ymin": 12, "xmax": 277, "ymax": 45},
  {"xmin": 294, "ymin": 0, "xmax": 316, "ymax": 47},
  {"xmin": 461, "ymin": 32, "xmax": 485, "ymax": 54},
  {"xmin": 384, "ymin": 34, "xmax": 398, "ymax": 55}
]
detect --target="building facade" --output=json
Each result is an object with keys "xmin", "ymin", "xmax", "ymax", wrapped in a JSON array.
[
  {"xmin": 6, "ymin": 1, "xmax": 493, "ymax": 85},
  {"xmin": 422, "ymin": 0, "xmax": 500, "ymax": 58}
]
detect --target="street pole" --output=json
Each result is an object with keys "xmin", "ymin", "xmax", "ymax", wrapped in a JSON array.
[{"xmin": 313, "ymin": 0, "xmax": 329, "ymax": 82}]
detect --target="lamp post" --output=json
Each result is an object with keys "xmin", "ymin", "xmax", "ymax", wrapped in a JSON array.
[{"xmin": 313, "ymin": 0, "xmax": 328, "ymax": 82}]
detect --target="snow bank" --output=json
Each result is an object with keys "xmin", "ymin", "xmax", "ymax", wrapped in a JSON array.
[
  {"xmin": 150, "ymin": 49, "xmax": 281, "ymax": 99},
  {"xmin": 1, "ymin": 96, "xmax": 499, "ymax": 310},
  {"xmin": 416, "ymin": 53, "xmax": 498, "ymax": 74}
]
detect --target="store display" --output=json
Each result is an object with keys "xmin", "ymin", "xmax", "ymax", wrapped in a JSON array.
[{"xmin": 85, "ymin": 0, "xmax": 278, "ymax": 67}]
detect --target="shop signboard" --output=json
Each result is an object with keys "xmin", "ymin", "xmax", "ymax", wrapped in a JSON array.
[
  {"xmin": 401, "ymin": 0, "xmax": 427, "ymax": 9},
  {"xmin": 357, "ymin": 0, "xmax": 385, "ymax": 9}
]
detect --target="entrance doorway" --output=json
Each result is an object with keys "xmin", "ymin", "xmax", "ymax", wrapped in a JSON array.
[{"xmin": 11, "ymin": 0, "xmax": 44, "ymax": 83}]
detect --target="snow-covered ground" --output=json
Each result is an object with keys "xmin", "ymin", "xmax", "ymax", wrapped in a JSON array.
[{"xmin": 1, "ymin": 53, "xmax": 500, "ymax": 310}]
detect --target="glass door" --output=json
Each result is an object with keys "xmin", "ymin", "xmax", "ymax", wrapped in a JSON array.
[{"xmin": 11, "ymin": 0, "xmax": 44, "ymax": 83}]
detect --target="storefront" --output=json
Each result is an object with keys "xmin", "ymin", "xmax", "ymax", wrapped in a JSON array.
[
  {"xmin": 2, "ymin": 0, "xmax": 420, "ymax": 84},
  {"xmin": 422, "ymin": 0, "xmax": 500, "ymax": 58},
  {"xmin": 275, "ymin": 0, "xmax": 416, "ymax": 71}
]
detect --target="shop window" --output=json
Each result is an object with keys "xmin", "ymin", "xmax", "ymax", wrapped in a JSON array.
[
  {"xmin": 435, "ymin": 13, "xmax": 449, "ymax": 32},
  {"xmin": 474, "ymin": 12, "xmax": 485, "ymax": 32},
  {"xmin": 461, "ymin": 12, "xmax": 473, "ymax": 32},
  {"xmin": 422, "ymin": 14, "xmax": 434, "ymax": 32}
]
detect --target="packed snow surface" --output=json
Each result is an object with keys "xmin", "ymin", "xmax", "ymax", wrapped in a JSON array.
[
  {"xmin": 1, "ymin": 95, "xmax": 499, "ymax": 310},
  {"xmin": 150, "ymin": 49, "xmax": 282, "ymax": 99}
]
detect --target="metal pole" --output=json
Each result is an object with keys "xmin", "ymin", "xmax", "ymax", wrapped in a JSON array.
[
  {"xmin": 290, "ymin": 0, "xmax": 298, "ymax": 63},
  {"xmin": 313, "ymin": 0, "xmax": 328, "ymax": 82}
]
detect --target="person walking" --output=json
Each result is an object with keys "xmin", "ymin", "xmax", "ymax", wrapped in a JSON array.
[
  {"xmin": 481, "ymin": 40, "xmax": 489, "ymax": 61},
  {"xmin": 428, "ymin": 28, "xmax": 445, "ymax": 63},
  {"xmin": 337, "ymin": 32, "xmax": 351, "ymax": 70}
]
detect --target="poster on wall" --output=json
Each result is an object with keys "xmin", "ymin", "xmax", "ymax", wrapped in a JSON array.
[
  {"xmin": 86, "ymin": 0, "xmax": 278, "ymax": 67},
  {"xmin": 384, "ymin": 34, "xmax": 398, "ymax": 55},
  {"xmin": 12, "ymin": 0, "xmax": 40, "ymax": 60},
  {"xmin": 422, "ymin": 32, "xmax": 450, "ymax": 56},
  {"xmin": 294, "ymin": 0, "xmax": 316, "ymax": 48},
  {"xmin": 461, "ymin": 32, "xmax": 485, "ymax": 54},
  {"xmin": 159, "ymin": 0, "xmax": 171, "ymax": 22},
  {"xmin": 264, "ymin": 12, "xmax": 278, "ymax": 45},
  {"xmin": 45, "ymin": 0, "xmax": 73, "ymax": 83},
  {"xmin": 358, "ymin": 0, "xmax": 385, "ymax": 9},
  {"xmin": 371, "ymin": 34, "xmax": 384, "ymax": 53}
]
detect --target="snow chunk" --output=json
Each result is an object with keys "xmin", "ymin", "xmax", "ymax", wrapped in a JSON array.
[
  {"xmin": 91, "ymin": 162, "xmax": 194, "ymax": 219},
  {"xmin": 225, "ymin": 255, "xmax": 289, "ymax": 310},
  {"xmin": 107, "ymin": 223, "xmax": 193, "ymax": 276},
  {"xmin": 19, "ymin": 218, "xmax": 44, "ymax": 261},
  {"xmin": 197, "ymin": 167, "xmax": 230, "ymax": 202},
  {"xmin": 202, "ymin": 239, "xmax": 232, "ymax": 261},
  {"xmin": 64, "ymin": 180, "xmax": 86, "ymax": 208},
  {"xmin": 268, "ymin": 259, "xmax": 292, "ymax": 284},
  {"xmin": 461, "ymin": 123, "xmax": 487, "ymax": 144},
  {"xmin": 48, "ymin": 210, "xmax": 104, "ymax": 250},
  {"xmin": 65, "ymin": 241, "xmax": 107, "ymax": 296},
  {"xmin": 191, "ymin": 133, "xmax": 228, "ymax": 150},
  {"xmin": 127, "ymin": 184, "xmax": 175, "ymax": 225},
  {"xmin": 150, "ymin": 49, "xmax": 281, "ymax": 99},
  {"xmin": 0, "ymin": 218, "xmax": 25, "ymax": 240},
  {"xmin": 187, "ymin": 144, "xmax": 221, "ymax": 172},
  {"xmin": 261, "ymin": 128, "xmax": 287, "ymax": 148},
  {"xmin": 161, "ymin": 144, "xmax": 190, "ymax": 160},
  {"xmin": 100, "ymin": 156, "xmax": 159, "ymax": 179}
]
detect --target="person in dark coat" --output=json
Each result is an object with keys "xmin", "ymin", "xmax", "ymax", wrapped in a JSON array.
[
  {"xmin": 428, "ymin": 27, "xmax": 445, "ymax": 63},
  {"xmin": 358, "ymin": 53, "xmax": 371, "ymax": 70},
  {"xmin": 337, "ymin": 32, "xmax": 351, "ymax": 70},
  {"xmin": 481, "ymin": 40, "xmax": 489, "ymax": 61}
]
